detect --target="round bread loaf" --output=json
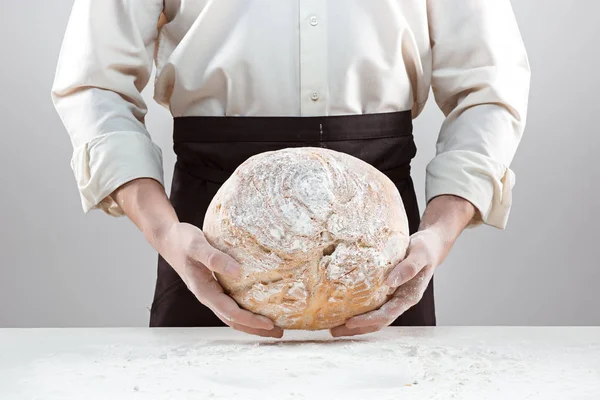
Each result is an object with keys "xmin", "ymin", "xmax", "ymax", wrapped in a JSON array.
[{"xmin": 203, "ymin": 147, "xmax": 409, "ymax": 330}]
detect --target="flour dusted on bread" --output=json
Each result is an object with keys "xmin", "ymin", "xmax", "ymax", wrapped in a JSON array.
[{"xmin": 203, "ymin": 147, "xmax": 409, "ymax": 330}]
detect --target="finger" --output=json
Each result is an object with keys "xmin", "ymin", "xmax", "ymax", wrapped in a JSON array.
[
  {"xmin": 185, "ymin": 270, "xmax": 277, "ymax": 330},
  {"xmin": 212, "ymin": 292, "xmax": 277, "ymax": 330},
  {"xmin": 386, "ymin": 252, "xmax": 428, "ymax": 287},
  {"xmin": 330, "ymin": 324, "xmax": 382, "ymax": 338},
  {"xmin": 349, "ymin": 266, "xmax": 434, "ymax": 329},
  {"xmin": 188, "ymin": 240, "xmax": 241, "ymax": 277},
  {"xmin": 345, "ymin": 296, "xmax": 412, "ymax": 329},
  {"xmin": 215, "ymin": 311, "xmax": 284, "ymax": 339},
  {"xmin": 231, "ymin": 323, "xmax": 284, "ymax": 339},
  {"xmin": 192, "ymin": 277, "xmax": 276, "ymax": 330}
]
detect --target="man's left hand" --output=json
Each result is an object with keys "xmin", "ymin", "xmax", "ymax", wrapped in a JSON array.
[{"xmin": 330, "ymin": 195, "xmax": 476, "ymax": 337}]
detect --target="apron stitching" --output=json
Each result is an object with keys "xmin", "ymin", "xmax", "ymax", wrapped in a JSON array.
[{"xmin": 319, "ymin": 123, "xmax": 327, "ymax": 148}]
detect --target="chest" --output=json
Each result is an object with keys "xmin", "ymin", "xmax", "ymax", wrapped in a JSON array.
[{"xmin": 160, "ymin": 0, "xmax": 429, "ymax": 48}]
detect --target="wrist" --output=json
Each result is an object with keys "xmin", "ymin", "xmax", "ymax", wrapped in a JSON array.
[
  {"xmin": 111, "ymin": 178, "xmax": 179, "ymax": 249},
  {"xmin": 144, "ymin": 217, "xmax": 179, "ymax": 253}
]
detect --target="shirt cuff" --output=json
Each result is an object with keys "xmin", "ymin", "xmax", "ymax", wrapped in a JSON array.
[
  {"xmin": 425, "ymin": 150, "xmax": 515, "ymax": 229},
  {"xmin": 70, "ymin": 131, "xmax": 164, "ymax": 217}
]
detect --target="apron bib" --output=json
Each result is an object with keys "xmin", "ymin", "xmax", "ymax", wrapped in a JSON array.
[{"xmin": 150, "ymin": 111, "xmax": 436, "ymax": 327}]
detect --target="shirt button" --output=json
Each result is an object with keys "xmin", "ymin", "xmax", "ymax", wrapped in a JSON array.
[
  {"xmin": 309, "ymin": 15, "xmax": 319, "ymax": 26},
  {"xmin": 310, "ymin": 91, "xmax": 320, "ymax": 101}
]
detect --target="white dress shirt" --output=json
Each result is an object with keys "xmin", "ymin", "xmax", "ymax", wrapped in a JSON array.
[{"xmin": 51, "ymin": 0, "xmax": 530, "ymax": 229}]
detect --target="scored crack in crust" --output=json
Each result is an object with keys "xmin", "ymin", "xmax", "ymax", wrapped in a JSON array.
[{"xmin": 203, "ymin": 147, "xmax": 409, "ymax": 330}]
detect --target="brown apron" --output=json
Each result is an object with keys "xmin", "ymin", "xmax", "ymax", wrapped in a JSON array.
[{"xmin": 150, "ymin": 111, "xmax": 436, "ymax": 327}]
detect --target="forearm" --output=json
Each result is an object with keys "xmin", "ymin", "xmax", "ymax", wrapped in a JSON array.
[
  {"xmin": 420, "ymin": 195, "xmax": 476, "ymax": 242},
  {"xmin": 111, "ymin": 178, "xmax": 178, "ymax": 250}
]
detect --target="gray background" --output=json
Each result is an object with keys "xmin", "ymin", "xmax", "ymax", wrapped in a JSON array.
[{"xmin": 1, "ymin": 1, "xmax": 598, "ymax": 328}]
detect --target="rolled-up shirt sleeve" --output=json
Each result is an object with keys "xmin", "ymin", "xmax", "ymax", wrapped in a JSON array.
[
  {"xmin": 51, "ymin": 0, "xmax": 165, "ymax": 216},
  {"xmin": 426, "ymin": 0, "xmax": 531, "ymax": 229}
]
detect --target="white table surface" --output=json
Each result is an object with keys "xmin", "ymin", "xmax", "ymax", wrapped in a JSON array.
[{"xmin": 1, "ymin": 327, "xmax": 599, "ymax": 400}]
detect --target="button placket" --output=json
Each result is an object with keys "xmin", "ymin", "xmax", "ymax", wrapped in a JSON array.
[{"xmin": 299, "ymin": 0, "xmax": 328, "ymax": 116}]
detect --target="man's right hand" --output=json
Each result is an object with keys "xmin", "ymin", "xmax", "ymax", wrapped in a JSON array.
[
  {"xmin": 112, "ymin": 178, "xmax": 283, "ymax": 338},
  {"xmin": 156, "ymin": 222, "xmax": 284, "ymax": 338}
]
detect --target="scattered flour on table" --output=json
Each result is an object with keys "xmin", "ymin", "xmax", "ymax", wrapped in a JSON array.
[{"xmin": 19, "ymin": 335, "xmax": 600, "ymax": 400}]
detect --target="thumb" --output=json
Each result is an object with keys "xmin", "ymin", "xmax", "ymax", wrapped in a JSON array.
[
  {"xmin": 188, "ymin": 238, "xmax": 242, "ymax": 278},
  {"xmin": 385, "ymin": 249, "xmax": 428, "ymax": 287}
]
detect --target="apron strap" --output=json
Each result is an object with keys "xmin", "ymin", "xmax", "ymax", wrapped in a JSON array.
[{"xmin": 173, "ymin": 111, "xmax": 413, "ymax": 143}]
